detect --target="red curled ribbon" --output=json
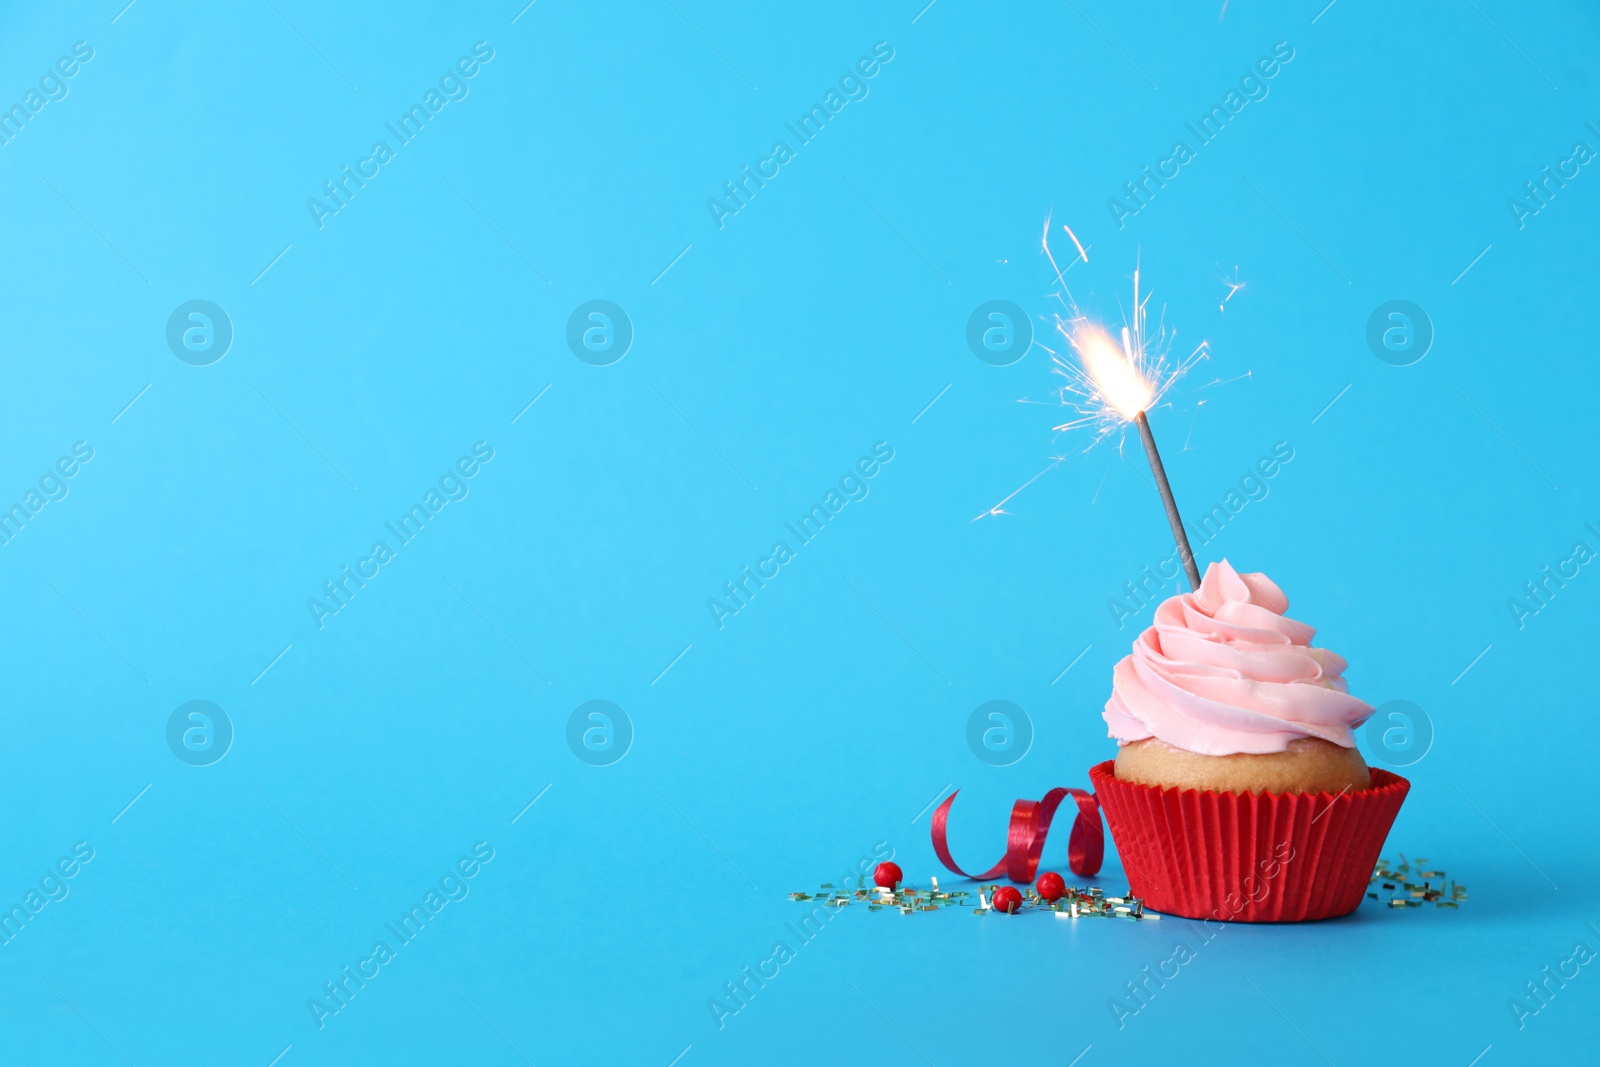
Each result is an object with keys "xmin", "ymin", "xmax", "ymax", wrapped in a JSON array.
[{"xmin": 931, "ymin": 787, "xmax": 1104, "ymax": 883}]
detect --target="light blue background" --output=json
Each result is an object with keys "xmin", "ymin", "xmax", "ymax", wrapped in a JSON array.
[{"xmin": 1, "ymin": 0, "xmax": 1596, "ymax": 1063}]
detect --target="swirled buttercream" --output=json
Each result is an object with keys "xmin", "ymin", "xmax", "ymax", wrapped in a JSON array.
[{"xmin": 1103, "ymin": 560, "xmax": 1372, "ymax": 755}]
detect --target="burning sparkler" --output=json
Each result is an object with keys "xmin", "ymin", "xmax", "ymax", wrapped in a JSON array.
[{"xmin": 1047, "ymin": 245, "xmax": 1207, "ymax": 590}]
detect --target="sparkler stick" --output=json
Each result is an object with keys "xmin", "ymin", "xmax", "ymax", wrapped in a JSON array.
[{"xmin": 1134, "ymin": 410, "xmax": 1201, "ymax": 590}]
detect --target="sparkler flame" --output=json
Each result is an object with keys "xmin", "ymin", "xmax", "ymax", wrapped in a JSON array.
[
  {"xmin": 1070, "ymin": 322, "xmax": 1152, "ymax": 420},
  {"xmin": 1040, "ymin": 225, "xmax": 1210, "ymax": 447},
  {"xmin": 1041, "ymin": 243, "xmax": 1211, "ymax": 589},
  {"xmin": 971, "ymin": 221, "xmax": 1217, "ymax": 522}
]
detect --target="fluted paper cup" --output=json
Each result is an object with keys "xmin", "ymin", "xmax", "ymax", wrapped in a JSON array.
[{"xmin": 1089, "ymin": 760, "xmax": 1409, "ymax": 923}]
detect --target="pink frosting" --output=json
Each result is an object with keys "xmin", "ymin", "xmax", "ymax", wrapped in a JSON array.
[{"xmin": 1103, "ymin": 560, "xmax": 1372, "ymax": 756}]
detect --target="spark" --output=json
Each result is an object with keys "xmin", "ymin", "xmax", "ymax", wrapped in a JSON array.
[
  {"xmin": 1218, "ymin": 265, "xmax": 1246, "ymax": 312},
  {"xmin": 1061, "ymin": 223, "xmax": 1089, "ymax": 264},
  {"xmin": 1197, "ymin": 370, "xmax": 1252, "ymax": 391},
  {"xmin": 973, "ymin": 458, "xmax": 1063, "ymax": 522},
  {"xmin": 1182, "ymin": 404, "xmax": 1204, "ymax": 451},
  {"xmin": 1040, "ymin": 212, "xmax": 1089, "ymax": 294},
  {"xmin": 1041, "ymin": 214, "xmax": 1072, "ymax": 293}
]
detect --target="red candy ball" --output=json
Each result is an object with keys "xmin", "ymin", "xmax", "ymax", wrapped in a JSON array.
[
  {"xmin": 1035, "ymin": 872, "xmax": 1066, "ymax": 902},
  {"xmin": 992, "ymin": 886, "xmax": 1024, "ymax": 913},
  {"xmin": 873, "ymin": 862, "xmax": 903, "ymax": 889}
]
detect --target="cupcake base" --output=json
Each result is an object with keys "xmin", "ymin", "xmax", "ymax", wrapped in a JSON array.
[{"xmin": 1090, "ymin": 760, "xmax": 1409, "ymax": 923}]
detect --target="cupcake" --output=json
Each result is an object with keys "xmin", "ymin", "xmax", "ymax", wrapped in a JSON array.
[{"xmin": 1090, "ymin": 560, "xmax": 1408, "ymax": 922}]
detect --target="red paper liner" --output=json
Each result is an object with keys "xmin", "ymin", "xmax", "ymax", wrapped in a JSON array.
[{"xmin": 1089, "ymin": 760, "xmax": 1409, "ymax": 923}]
